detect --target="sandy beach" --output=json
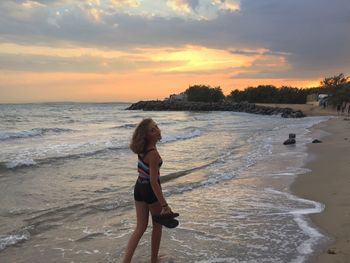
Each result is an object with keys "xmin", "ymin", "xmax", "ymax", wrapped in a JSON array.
[
  {"xmin": 290, "ymin": 115, "xmax": 350, "ymax": 262},
  {"xmin": 259, "ymin": 103, "xmax": 350, "ymax": 262},
  {"xmin": 256, "ymin": 103, "xmax": 338, "ymax": 117}
]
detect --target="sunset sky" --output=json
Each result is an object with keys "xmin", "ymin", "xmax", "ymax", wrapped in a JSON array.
[{"xmin": 0, "ymin": 0, "xmax": 349, "ymax": 103}]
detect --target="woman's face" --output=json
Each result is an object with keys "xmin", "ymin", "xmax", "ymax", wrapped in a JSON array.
[{"xmin": 147, "ymin": 121, "xmax": 161, "ymax": 142}]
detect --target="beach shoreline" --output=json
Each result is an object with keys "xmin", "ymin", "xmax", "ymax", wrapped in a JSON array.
[
  {"xmin": 290, "ymin": 116, "xmax": 350, "ymax": 262},
  {"xmin": 258, "ymin": 103, "xmax": 350, "ymax": 262}
]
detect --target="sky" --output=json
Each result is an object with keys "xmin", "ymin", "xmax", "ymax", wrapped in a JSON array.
[{"xmin": 0, "ymin": 0, "xmax": 349, "ymax": 103}]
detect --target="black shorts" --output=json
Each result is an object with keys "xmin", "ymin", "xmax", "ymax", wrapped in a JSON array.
[{"xmin": 134, "ymin": 177, "xmax": 161, "ymax": 204}]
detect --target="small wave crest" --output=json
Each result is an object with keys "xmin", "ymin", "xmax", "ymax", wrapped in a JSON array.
[
  {"xmin": 161, "ymin": 129, "xmax": 201, "ymax": 143},
  {"xmin": 0, "ymin": 146, "xmax": 124, "ymax": 170},
  {"xmin": 1, "ymin": 158, "xmax": 38, "ymax": 169},
  {"xmin": 0, "ymin": 229, "xmax": 31, "ymax": 251},
  {"xmin": 111, "ymin": 123, "xmax": 137, "ymax": 129},
  {"xmin": 0, "ymin": 128, "xmax": 75, "ymax": 141}
]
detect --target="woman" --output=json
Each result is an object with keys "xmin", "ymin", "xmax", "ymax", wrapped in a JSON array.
[{"xmin": 123, "ymin": 118, "xmax": 177, "ymax": 263}]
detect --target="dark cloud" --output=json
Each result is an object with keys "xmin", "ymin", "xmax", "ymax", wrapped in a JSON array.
[
  {"xmin": 187, "ymin": 0, "xmax": 200, "ymax": 10},
  {"xmin": 0, "ymin": 53, "xmax": 131, "ymax": 73},
  {"xmin": 0, "ymin": 0, "xmax": 349, "ymax": 78},
  {"xmin": 229, "ymin": 0, "xmax": 350, "ymax": 78},
  {"xmin": 229, "ymin": 49, "xmax": 288, "ymax": 56}
]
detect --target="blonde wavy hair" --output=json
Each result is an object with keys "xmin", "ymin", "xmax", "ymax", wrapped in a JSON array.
[{"xmin": 130, "ymin": 118, "xmax": 154, "ymax": 154}]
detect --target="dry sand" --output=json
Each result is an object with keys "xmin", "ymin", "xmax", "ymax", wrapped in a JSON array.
[
  {"xmin": 256, "ymin": 103, "xmax": 337, "ymax": 116},
  {"xmin": 258, "ymin": 103, "xmax": 349, "ymax": 262}
]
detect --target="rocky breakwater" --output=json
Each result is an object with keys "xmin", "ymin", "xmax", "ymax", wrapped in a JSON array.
[{"xmin": 126, "ymin": 101, "xmax": 306, "ymax": 118}]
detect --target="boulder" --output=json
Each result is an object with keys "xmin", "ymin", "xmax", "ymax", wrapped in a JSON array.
[
  {"xmin": 283, "ymin": 138, "xmax": 296, "ymax": 145},
  {"xmin": 284, "ymin": 134, "xmax": 296, "ymax": 145}
]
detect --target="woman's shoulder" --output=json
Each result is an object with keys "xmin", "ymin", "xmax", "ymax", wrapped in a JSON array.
[{"xmin": 144, "ymin": 148, "xmax": 161, "ymax": 162}]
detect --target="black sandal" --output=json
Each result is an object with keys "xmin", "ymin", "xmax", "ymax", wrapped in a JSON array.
[
  {"xmin": 152, "ymin": 216, "xmax": 179, "ymax": 228},
  {"xmin": 153, "ymin": 212, "xmax": 179, "ymax": 220}
]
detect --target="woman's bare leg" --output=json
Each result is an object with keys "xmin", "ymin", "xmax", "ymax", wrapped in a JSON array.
[
  {"xmin": 148, "ymin": 202, "xmax": 163, "ymax": 263},
  {"xmin": 122, "ymin": 201, "xmax": 149, "ymax": 263}
]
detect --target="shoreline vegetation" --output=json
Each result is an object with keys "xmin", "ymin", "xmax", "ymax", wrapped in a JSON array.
[{"xmin": 127, "ymin": 73, "xmax": 349, "ymax": 119}]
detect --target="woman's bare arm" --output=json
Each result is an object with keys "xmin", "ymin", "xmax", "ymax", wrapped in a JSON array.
[{"xmin": 148, "ymin": 151, "xmax": 167, "ymax": 207}]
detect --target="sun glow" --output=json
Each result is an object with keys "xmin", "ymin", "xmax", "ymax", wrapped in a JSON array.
[{"xmin": 145, "ymin": 45, "xmax": 255, "ymax": 73}]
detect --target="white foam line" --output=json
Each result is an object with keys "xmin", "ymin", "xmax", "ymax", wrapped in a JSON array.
[
  {"xmin": 264, "ymin": 188, "xmax": 324, "ymax": 215},
  {"xmin": 264, "ymin": 188, "xmax": 325, "ymax": 262}
]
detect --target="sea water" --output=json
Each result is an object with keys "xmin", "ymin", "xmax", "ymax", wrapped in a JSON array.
[{"xmin": 0, "ymin": 103, "xmax": 330, "ymax": 262}]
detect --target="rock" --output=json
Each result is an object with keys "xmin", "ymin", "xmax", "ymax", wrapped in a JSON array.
[
  {"xmin": 312, "ymin": 139, "xmax": 322, "ymax": 143},
  {"xmin": 327, "ymin": 248, "xmax": 337, "ymax": 254},
  {"xmin": 283, "ymin": 138, "xmax": 296, "ymax": 145},
  {"xmin": 289, "ymin": 133, "xmax": 296, "ymax": 139},
  {"xmin": 126, "ymin": 101, "xmax": 306, "ymax": 118},
  {"xmin": 283, "ymin": 133, "xmax": 296, "ymax": 145}
]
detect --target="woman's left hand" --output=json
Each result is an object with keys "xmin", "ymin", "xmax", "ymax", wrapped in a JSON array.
[{"xmin": 161, "ymin": 205, "xmax": 173, "ymax": 215}]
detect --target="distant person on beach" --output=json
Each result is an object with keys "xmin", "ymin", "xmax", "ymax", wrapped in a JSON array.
[
  {"xmin": 122, "ymin": 118, "xmax": 178, "ymax": 263},
  {"xmin": 341, "ymin": 102, "xmax": 346, "ymax": 115},
  {"xmin": 337, "ymin": 104, "xmax": 341, "ymax": 115}
]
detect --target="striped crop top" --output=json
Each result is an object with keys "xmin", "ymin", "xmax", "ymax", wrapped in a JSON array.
[{"xmin": 137, "ymin": 149, "xmax": 163, "ymax": 179}]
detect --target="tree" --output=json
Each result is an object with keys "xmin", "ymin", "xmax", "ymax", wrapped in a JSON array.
[
  {"xmin": 320, "ymin": 73, "xmax": 348, "ymax": 89},
  {"xmin": 185, "ymin": 85, "xmax": 225, "ymax": 102},
  {"xmin": 227, "ymin": 85, "xmax": 306, "ymax": 103},
  {"xmin": 320, "ymin": 73, "xmax": 350, "ymax": 106},
  {"xmin": 227, "ymin": 73, "xmax": 350, "ymax": 105}
]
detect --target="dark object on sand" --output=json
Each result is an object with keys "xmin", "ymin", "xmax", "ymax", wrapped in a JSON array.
[
  {"xmin": 152, "ymin": 212, "xmax": 180, "ymax": 228},
  {"xmin": 283, "ymin": 133, "xmax": 296, "ymax": 145},
  {"xmin": 312, "ymin": 139, "xmax": 322, "ymax": 143},
  {"xmin": 327, "ymin": 248, "xmax": 337, "ymax": 254}
]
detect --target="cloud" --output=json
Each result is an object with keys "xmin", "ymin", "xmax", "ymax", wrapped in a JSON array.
[
  {"xmin": 110, "ymin": 0, "xmax": 140, "ymax": 8},
  {"xmin": 0, "ymin": 0, "xmax": 349, "ymax": 80},
  {"xmin": 0, "ymin": 53, "xmax": 137, "ymax": 73},
  {"xmin": 0, "ymin": 41, "xmax": 292, "ymax": 79},
  {"xmin": 167, "ymin": 0, "xmax": 192, "ymax": 14},
  {"xmin": 212, "ymin": 0, "xmax": 240, "ymax": 11},
  {"xmin": 165, "ymin": 0, "xmax": 240, "ymax": 19}
]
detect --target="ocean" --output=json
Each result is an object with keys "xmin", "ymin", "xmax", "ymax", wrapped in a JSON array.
[{"xmin": 0, "ymin": 102, "xmax": 330, "ymax": 263}]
